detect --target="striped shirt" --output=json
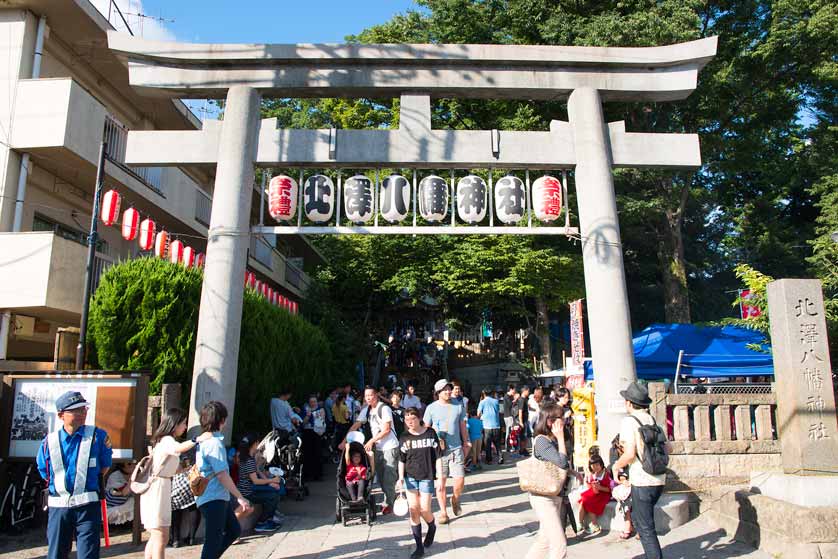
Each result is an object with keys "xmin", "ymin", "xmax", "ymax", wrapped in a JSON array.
[{"xmin": 237, "ymin": 456, "xmax": 257, "ymax": 498}]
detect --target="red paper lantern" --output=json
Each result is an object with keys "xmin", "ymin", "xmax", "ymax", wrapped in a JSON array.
[
  {"xmin": 254, "ymin": 280, "xmax": 262, "ymax": 295},
  {"xmin": 100, "ymin": 189, "xmax": 121, "ymax": 226},
  {"xmin": 195, "ymin": 253, "xmax": 205, "ymax": 268},
  {"xmin": 532, "ymin": 175, "xmax": 563, "ymax": 222},
  {"xmin": 138, "ymin": 218, "xmax": 155, "ymax": 251},
  {"xmin": 273, "ymin": 292, "xmax": 279, "ymax": 306},
  {"xmin": 169, "ymin": 239, "xmax": 184, "ymax": 264},
  {"xmin": 278, "ymin": 295, "xmax": 286, "ymax": 309},
  {"xmin": 121, "ymin": 208, "xmax": 139, "ymax": 240},
  {"xmin": 154, "ymin": 230, "xmax": 169, "ymax": 258},
  {"xmin": 291, "ymin": 301, "xmax": 298, "ymax": 315},
  {"xmin": 268, "ymin": 175, "xmax": 298, "ymax": 222},
  {"xmin": 262, "ymin": 283, "xmax": 269, "ymax": 298},
  {"xmin": 182, "ymin": 245, "xmax": 195, "ymax": 267}
]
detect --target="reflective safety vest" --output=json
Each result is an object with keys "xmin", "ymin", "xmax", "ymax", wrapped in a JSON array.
[{"xmin": 47, "ymin": 425, "xmax": 98, "ymax": 508}]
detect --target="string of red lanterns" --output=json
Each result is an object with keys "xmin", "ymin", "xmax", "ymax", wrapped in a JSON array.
[{"xmin": 99, "ymin": 188, "xmax": 299, "ymax": 314}]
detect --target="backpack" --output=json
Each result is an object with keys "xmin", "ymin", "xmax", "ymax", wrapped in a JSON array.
[
  {"xmin": 631, "ymin": 415, "xmax": 669, "ymax": 475},
  {"xmin": 129, "ymin": 448, "xmax": 157, "ymax": 495},
  {"xmin": 130, "ymin": 446, "xmax": 177, "ymax": 495},
  {"xmin": 389, "ymin": 407, "xmax": 405, "ymax": 438}
]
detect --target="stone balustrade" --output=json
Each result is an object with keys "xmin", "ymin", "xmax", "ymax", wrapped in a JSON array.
[{"xmin": 647, "ymin": 382, "xmax": 782, "ymax": 490}]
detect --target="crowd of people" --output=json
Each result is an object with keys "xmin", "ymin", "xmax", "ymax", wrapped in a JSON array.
[{"xmin": 37, "ymin": 377, "xmax": 669, "ymax": 559}]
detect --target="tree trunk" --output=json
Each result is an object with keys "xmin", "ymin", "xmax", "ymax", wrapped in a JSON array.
[
  {"xmin": 535, "ymin": 296, "xmax": 553, "ymax": 372},
  {"xmin": 657, "ymin": 179, "xmax": 692, "ymax": 323}
]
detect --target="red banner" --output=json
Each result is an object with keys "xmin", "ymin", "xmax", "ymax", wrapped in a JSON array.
[
  {"xmin": 739, "ymin": 289, "xmax": 762, "ymax": 319},
  {"xmin": 569, "ymin": 299, "xmax": 585, "ymax": 367}
]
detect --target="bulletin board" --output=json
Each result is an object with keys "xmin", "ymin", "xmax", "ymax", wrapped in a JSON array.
[{"xmin": 0, "ymin": 371, "xmax": 150, "ymax": 462}]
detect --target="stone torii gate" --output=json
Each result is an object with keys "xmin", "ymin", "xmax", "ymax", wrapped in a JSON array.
[{"xmin": 108, "ymin": 33, "xmax": 717, "ymax": 442}]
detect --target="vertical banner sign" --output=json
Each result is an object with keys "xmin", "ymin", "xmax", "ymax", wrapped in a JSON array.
[{"xmin": 570, "ymin": 299, "xmax": 585, "ymax": 367}]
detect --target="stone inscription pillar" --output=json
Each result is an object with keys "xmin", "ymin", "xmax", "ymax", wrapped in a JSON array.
[
  {"xmin": 188, "ymin": 86, "xmax": 262, "ymax": 439},
  {"xmin": 568, "ymin": 87, "xmax": 638, "ymax": 444},
  {"xmin": 767, "ymin": 279, "xmax": 837, "ymax": 474}
]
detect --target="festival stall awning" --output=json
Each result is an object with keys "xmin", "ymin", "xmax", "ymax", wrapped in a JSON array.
[{"xmin": 584, "ymin": 323, "xmax": 773, "ymax": 380}]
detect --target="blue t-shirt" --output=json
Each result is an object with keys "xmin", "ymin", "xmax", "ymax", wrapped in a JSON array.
[
  {"xmin": 477, "ymin": 397, "xmax": 501, "ymax": 429},
  {"xmin": 423, "ymin": 401, "xmax": 466, "ymax": 450},
  {"xmin": 467, "ymin": 417, "xmax": 483, "ymax": 441},
  {"xmin": 37, "ymin": 425, "xmax": 113, "ymax": 498},
  {"xmin": 196, "ymin": 433, "xmax": 229, "ymax": 506}
]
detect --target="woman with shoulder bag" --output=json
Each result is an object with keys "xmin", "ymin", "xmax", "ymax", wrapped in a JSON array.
[
  {"xmin": 141, "ymin": 408, "xmax": 212, "ymax": 559},
  {"xmin": 525, "ymin": 402, "xmax": 571, "ymax": 559},
  {"xmin": 195, "ymin": 402, "xmax": 252, "ymax": 559}
]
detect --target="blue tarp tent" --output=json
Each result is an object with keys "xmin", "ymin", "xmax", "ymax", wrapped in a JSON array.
[{"xmin": 584, "ymin": 323, "xmax": 773, "ymax": 380}]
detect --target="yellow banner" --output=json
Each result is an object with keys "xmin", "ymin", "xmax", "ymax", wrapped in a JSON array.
[{"xmin": 571, "ymin": 384, "xmax": 596, "ymax": 468}]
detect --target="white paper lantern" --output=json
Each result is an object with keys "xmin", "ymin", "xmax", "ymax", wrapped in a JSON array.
[
  {"xmin": 494, "ymin": 175, "xmax": 526, "ymax": 224},
  {"xmin": 456, "ymin": 175, "xmax": 487, "ymax": 223},
  {"xmin": 343, "ymin": 175, "xmax": 373, "ymax": 223},
  {"xmin": 268, "ymin": 175, "xmax": 298, "ymax": 222},
  {"xmin": 303, "ymin": 174, "xmax": 335, "ymax": 223},
  {"xmin": 379, "ymin": 175, "xmax": 410, "ymax": 223},
  {"xmin": 532, "ymin": 175, "xmax": 563, "ymax": 222},
  {"xmin": 418, "ymin": 175, "xmax": 448, "ymax": 222}
]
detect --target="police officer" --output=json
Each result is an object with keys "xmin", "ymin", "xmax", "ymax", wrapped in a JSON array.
[{"xmin": 36, "ymin": 391, "xmax": 113, "ymax": 559}]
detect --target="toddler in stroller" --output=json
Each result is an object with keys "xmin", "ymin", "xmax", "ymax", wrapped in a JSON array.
[
  {"xmin": 258, "ymin": 429, "xmax": 309, "ymax": 500},
  {"xmin": 336, "ymin": 438, "xmax": 376, "ymax": 526}
]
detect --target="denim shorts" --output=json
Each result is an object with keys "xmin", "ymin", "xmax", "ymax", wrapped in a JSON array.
[{"xmin": 404, "ymin": 477, "xmax": 434, "ymax": 494}]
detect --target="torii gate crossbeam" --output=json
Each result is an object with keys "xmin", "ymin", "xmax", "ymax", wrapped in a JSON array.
[{"xmin": 107, "ymin": 33, "xmax": 717, "ymax": 444}]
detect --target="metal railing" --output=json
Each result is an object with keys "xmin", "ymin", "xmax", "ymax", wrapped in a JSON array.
[
  {"xmin": 92, "ymin": 252, "xmax": 114, "ymax": 293},
  {"xmin": 103, "ymin": 115, "xmax": 128, "ymax": 163},
  {"xmin": 676, "ymin": 383, "xmax": 773, "ymax": 395},
  {"xmin": 195, "ymin": 189, "xmax": 212, "ymax": 226},
  {"xmin": 103, "ymin": 115, "xmax": 166, "ymax": 196}
]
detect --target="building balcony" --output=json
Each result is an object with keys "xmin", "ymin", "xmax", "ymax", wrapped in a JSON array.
[
  {"xmin": 10, "ymin": 78, "xmax": 210, "ymax": 238},
  {"xmin": 248, "ymin": 235, "xmax": 311, "ymax": 299},
  {"xmin": 0, "ymin": 232, "xmax": 113, "ymax": 321}
]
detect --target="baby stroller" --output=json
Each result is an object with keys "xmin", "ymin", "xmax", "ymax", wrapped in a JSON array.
[
  {"xmin": 259, "ymin": 429, "xmax": 309, "ymax": 501},
  {"xmin": 335, "ymin": 439, "xmax": 376, "ymax": 526}
]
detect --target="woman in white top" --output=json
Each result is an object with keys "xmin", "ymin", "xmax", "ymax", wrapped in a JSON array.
[{"xmin": 141, "ymin": 408, "xmax": 212, "ymax": 559}]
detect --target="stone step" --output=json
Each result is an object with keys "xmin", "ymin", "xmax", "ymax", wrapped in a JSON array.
[{"xmin": 568, "ymin": 488, "xmax": 691, "ymax": 534}]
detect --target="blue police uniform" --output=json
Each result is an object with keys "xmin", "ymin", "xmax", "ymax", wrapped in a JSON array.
[{"xmin": 36, "ymin": 392, "xmax": 113, "ymax": 559}]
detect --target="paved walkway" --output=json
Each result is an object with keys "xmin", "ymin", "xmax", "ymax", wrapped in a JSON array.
[{"xmin": 0, "ymin": 459, "xmax": 770, "ymax": 559}]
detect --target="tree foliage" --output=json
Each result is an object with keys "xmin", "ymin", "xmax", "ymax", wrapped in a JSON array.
[{"xmin": 89, "ymin": 258, "xmax": 340, "ymax": 434}]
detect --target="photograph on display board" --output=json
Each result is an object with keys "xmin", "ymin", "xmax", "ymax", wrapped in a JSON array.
[{"xmin": 9, "ymin": 378, "xmax": 138, "ymax": 459}]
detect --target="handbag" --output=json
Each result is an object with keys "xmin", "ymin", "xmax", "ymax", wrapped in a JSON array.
[
  {"xmin": 516, "ymin": 435, "xmax": 568, "ymax": 497},
  {"xmin": 187, "ymin": 463, "xmax": 218, "ymax": 497}
]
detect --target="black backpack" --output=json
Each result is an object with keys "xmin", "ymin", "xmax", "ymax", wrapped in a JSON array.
[
  {"xmin": 361, "ymin": 404, "xmax": 404, "ymax": 441},
  {"xmin": 631, "ymin": 416, "xmax": 669, "ymax": 475}
]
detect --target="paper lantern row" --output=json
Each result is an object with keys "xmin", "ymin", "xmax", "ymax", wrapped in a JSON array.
[
  {"xmin": 267, "ymin": 174, "xmax": 563, "ymax": 225},
  {"xmin": 99, "ymin": 189, "xmax": 205, "ymax": 268},
  {"xmin": 244, "ymin": 271, "xmax": 299, "ymax": 314}
]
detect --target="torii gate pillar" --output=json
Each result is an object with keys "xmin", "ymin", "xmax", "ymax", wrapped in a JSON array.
[
  {"xmin": 569, "ymin": 87, "xmax": 637, "ymax": 441},
  {"xmin": 187, "ymin": 86, "xmax": 262, "ymax": 437}
]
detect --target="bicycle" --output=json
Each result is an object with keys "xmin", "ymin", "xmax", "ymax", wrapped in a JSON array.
[{"xmin": 0, "ymin": 461, "xmax": 45, "ymax": 533}]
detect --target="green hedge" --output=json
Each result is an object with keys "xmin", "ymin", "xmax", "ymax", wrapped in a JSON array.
[{"xmin": 89, "ymin": 257, "xmax": 337, "ymax": 434}]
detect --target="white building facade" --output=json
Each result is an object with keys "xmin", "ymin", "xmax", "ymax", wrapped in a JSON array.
[{"xmin": 0, "ymin": 1, "xmax": 316, "ymax": 368}]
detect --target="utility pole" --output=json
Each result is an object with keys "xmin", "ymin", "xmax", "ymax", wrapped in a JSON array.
[{"xmin": 75, "ymin": 142, "xmax": 107, "ymax": 370}]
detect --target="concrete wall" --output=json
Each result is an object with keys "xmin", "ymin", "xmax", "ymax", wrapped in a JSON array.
[
  {"xmin": 0, "ymin": 9, "xmax": 36, "ymax": 231},
  {"xmin": 702, "ymin": 486, "xmax": 838, "ymax": 559},
  {"xmin": 12, "ymin": 78, "xmax": 106, "ymax": 163},
  {"xmin": 0, "ymin": 232, "xmax": 86, "ymax": 313}
]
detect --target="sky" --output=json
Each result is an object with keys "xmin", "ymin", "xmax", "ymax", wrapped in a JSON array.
[{"xmin": 93, "ymin": 0, "xmax": 420, "ymax": 44}]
